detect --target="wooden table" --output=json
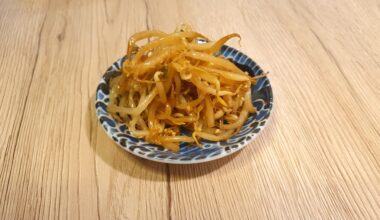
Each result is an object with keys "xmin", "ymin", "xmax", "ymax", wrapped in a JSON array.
[{"xmin": 1, "ymin": 0, "xmax": 379, "ymax": 219}]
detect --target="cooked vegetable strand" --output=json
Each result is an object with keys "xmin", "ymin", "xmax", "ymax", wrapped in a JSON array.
[{"xmin": 108, "ymin": 25, "xmax": 257, "ymax": 151}]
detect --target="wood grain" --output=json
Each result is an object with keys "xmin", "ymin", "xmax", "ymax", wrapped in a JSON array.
[{"xmin": 0, "ymin": 0, "xmax": 379, "ymax": 219}]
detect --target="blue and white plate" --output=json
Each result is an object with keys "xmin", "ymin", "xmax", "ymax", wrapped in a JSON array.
[{"xmin": 95, "ymin": 45, "xmax": 273, "ymax": 164}]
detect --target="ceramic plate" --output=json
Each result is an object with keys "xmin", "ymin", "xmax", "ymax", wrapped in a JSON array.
[{"xmin": 95, "ymin": 45, "xmax": 273, "ymax": 164}]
